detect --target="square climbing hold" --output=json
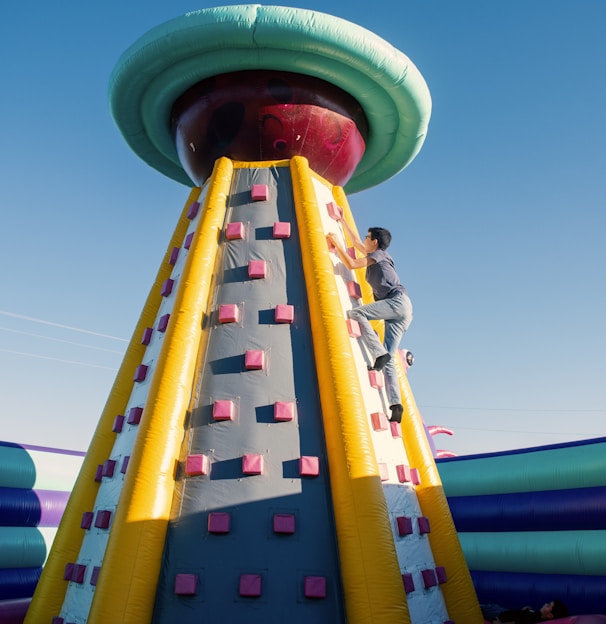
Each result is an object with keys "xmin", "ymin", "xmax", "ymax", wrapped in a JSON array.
[
  {"xmin": 160, "ymin": 278, "xmax": 174, "ymax": 297},
  {"xmin": 304, "ymin": 575, "xmax": 327, "ymax": 599},
  {"xmin": 251, "ymin": 184, "xmax": 268, "ymax": 201},
  {"xmin": 102, "ymin": 459, "xmax": 116, "ymax": 478},
  {"xmin": 396, "ymin": 516, "xmax": 413, "ymax": 536},
  {"xmin": 186, "ymin": 201, "xmax": 200, "ymax": 220},
  {"xmin": 347, "ymin": 281, "xmax": 362, "ymax": 299},
  {"xmin": 185, "ymin": 454, "xmax": 210, "ymax": 476},
  {"xmin": 274, "ymin": 304, "xmax": 294, "ymax": 323},
  {"xmin": 273, "ymin": 513, "xmax": 296, "ymax": 534},
  {"xmin": 90, "ymin": 566, "xmax": 101, "ymax": 586},
  {"xmin": 218, "ymin": 304, "xmax": 240, "ymax": 324},
  {"xmin": 418, "ymin": 516, "xmax": 431, "ymax": 534},
  {"xmin": 242, "ymin": 454, "xmax": 264, "ymax": 475},
  {"xmin": 370, "ymin": 412, "xmax": 388, "ymax": 431},
  {"xmin": 368, "ymin": 369, "xmax": 384, "ymax": 389},
  {"xmin": 402, "ymin": 573, "xmax": 415, "ymax": 594},
  {"xmin": 248, "ymin": 259, "xmax": 267, "ymax": 279},
  {"xmin": 410, "ymin": 467, "xmax": 421, "ymax": 485},
  {"xmin": 63, "ymin": 563, "xmax": 74, "ymax": 581},
  {"xmin": 396, "ymin": 464, "xmax": 412, "ymax": 483},
  {"xmin": 213, "ymin": 399, "xmax": 234, "ymax": 421},
  {"xmin": 226, "ymin": 221, "xmax": 245, "ymax": 240},
  {"xmin": 273, "ymin": 221, "xmax": 291, "ymax": 238},
  {"xmin": 141, "ymin": 327, "xmax": 153, "ymax": 345},
  {"xmin": 174, "ymin": 573, "xmax": 198, "ymax": 595},
  {"xmin": 274, "ymin": 401, "xmax": 294, "ymax": 422},
  {"xmin": 94, "ymin": 509, "xmax": 112, "ymax": 530},
  {"xmin": 299, "ymin": 455, "xmax": 320, "ymax": 477},
  {"xmin": 169, "ymin": 246, "xmax": 180, "ymax": 266},
  {"xmin": 71, "ymin": 564, "xmax": 86, "ymax": 584},
  {"xmin": 208, "ymin": 512, "xmax": 231, "ymax": 534},
  {"xmin": 245, "ymin": 349, "xmax": 265, "ymax": 370},
  {"xmin": 422, "ymin": 568, "xmax": 437, "ymax": 589},
  {"xmin": 127, "ymin": 406, "xmax": 143, "ymax": 425},
  {"xmin": 158, "ymin": 313, "xmax": 170, "ymax": 333},
  {"xmin": 239, "ymin": 573, "xmax": 262, "ymax": 597},
  {"xmin": 326, "ymin": 201, "xmax": 343, "ymax": 221},
  {"xmin": 346, "ymin": 318, "xmax": 361, "ymax": 338},
  {"xmin": 133, "ymin": 364, "xmax": 149, "ymax": 383}
]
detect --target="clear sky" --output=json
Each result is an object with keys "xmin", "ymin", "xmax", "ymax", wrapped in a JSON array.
[{"xmin": 1, "ymin": 1, "xmax": 604, "ymax": 457}]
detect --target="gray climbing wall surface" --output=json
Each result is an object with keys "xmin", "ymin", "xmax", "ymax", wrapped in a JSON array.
[{"xmin": 152, "ymin": 166, "xmax": 345, "ymax": 622}]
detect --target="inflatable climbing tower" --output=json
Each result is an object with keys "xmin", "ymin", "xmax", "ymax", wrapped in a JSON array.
[{"xmin": 26, "ymin": 6, "xmax": 484, "ymax": 624}]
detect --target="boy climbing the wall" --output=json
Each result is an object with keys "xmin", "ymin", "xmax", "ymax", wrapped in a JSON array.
[{"xmin": 327, "ymin": 218, "xmax": 413, "ymax": 423}]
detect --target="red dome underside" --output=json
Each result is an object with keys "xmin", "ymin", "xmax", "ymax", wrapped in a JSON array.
[{"xmin": 172, "ymin": 70, "xmax": 368, "ymax": 187}]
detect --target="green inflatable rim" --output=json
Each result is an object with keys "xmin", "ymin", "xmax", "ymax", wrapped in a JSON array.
[{"xmin": 109, "ymin": 5, "xmax": 432, "ymax": 193}]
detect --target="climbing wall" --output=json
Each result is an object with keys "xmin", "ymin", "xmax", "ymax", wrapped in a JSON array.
[
  {"xmin": 151, "ymin": 166, "xmax": 345, "ymax": 622},
  {"xmin": 30, "ymin": 157, "xmax": 481, "ymax": 624}
]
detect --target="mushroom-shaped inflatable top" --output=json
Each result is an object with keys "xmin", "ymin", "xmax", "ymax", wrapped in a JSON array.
[{"xmin": 109, "ymin": 5, "xmax": 432, "ymax": 194}]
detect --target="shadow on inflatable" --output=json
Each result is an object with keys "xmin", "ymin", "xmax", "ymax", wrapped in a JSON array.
[{"xmin": 2, "ymin": 437, "xmax": 605, "ymax": 622}]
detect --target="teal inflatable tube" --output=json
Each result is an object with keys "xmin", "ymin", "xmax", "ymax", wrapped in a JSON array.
[
  {"xmin": 459, "ymin": 530, "xmax": 606, "ymax": 576},
  {"xmin": 0, "ymin": 444, "xmax": 84, "ymax": 491},
  {"xmin": 0, "ymin": 527, "xmax": 54, "ymax": 569},
  {"xmin": 0, "ymin": 446, "xmax": 36, "ymax": 490},
  {"xmin": 438, "ymin": 439, "xmax": 606, "ymax": 496}
]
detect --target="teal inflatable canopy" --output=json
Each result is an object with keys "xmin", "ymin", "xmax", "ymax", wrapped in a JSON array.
[{"xmin": 109, "ymin": 5, "xmax": 432, "ymax": 193}]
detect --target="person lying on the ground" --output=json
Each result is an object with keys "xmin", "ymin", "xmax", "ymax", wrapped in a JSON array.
[{"xmin": 484, "ymin": 599, "xmax": 569, "ymax": 623}]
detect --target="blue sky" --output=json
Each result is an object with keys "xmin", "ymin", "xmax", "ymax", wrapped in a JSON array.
[{"xmin": 1, "ymin": 1, "xmax": 604, "ymax": 457}]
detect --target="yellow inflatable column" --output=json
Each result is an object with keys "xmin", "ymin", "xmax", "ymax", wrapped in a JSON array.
[
  {"xmin": 333, "ymin": 184, "xmax": 483, "ymax": 623},
  {"xmin": 24, "ymin": 186, "xmax": 202, "ymax": 623},
  {"xmin": 398, "ymin": 371, "xmax": 484, "ymax": 624},
  {"xmin": 291, "ymin": 156, "xmax": 409, "ymax": 624},
  {"xmin": 87, "ymin": 158, "xmax": 232, "ymax": 623}
]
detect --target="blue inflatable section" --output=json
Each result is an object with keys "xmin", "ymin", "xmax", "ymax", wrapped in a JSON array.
[
  {"xmin": 0, "ymin": 442, "xmax": 83, "ymax": 616},
  {"xmin": 0, "ymin": 487, "xmax": 70, "ymax": 528},
  {"xmin": 0, "ymin": 568, "xmax": 41, "ymax": 601},
  {"xmin": 448, "ymin": 486, "xmax": 606, "ymax": 532},
  {"xmin": 438, "ymin": 437, "xmax": 606, "ymax": 615}
]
